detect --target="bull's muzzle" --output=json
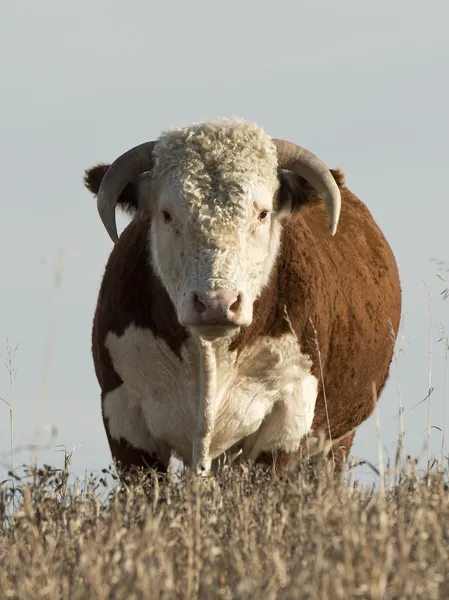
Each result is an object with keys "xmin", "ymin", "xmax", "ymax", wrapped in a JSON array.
[{"xmin": 180, "ymin": 289, "xmax": 250, "ymax": 335}]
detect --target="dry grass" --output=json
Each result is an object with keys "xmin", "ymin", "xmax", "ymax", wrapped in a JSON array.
[{"xmin": 1, "ymin": 458, "xmax": 449, "ymax": 600}]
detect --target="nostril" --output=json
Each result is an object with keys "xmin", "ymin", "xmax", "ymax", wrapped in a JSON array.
[
  {"xmin": 229, "ymin": 293, "xmax": 242, "ymax": 314},
  {"xmin": 193, "ymin": 293, "xmax": 207, "ymax": 314}
]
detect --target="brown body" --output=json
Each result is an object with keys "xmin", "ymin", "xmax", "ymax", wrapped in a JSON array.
[{"xmin": 89, "ymin": 167, "xmax": 402, "ymax": 475}]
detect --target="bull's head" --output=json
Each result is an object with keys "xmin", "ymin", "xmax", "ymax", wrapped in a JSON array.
[{"xmin": 86, "ymin": 119, "xmax": 341, "ymax": 340}]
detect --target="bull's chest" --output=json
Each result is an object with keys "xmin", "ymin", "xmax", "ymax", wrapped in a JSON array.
[{"xmin": 103, "ymin": 324, "xmax": 317, "ymax": 466}]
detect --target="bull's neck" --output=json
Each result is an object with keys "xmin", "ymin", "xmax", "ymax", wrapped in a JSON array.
[
  {"xmin": 192, "ymin": 339, "xmax": 217, "ymax": 473},
  {"xmin": 191, "ymin": 334, "xmax": 238, "ymax": 474}
]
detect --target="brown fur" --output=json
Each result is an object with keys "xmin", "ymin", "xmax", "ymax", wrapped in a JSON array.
[{"xmin": 87, "ymin": 166, "xmax": 401, "ymax": 477}]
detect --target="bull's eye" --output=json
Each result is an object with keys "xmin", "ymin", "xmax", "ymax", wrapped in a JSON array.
[
  {"xmin": 258, "ymin": 210, "xmax": 269, "ymax": 223},
  {"xmin": 162, "ymin": 210, "xmax": 172, "ymax": 223}
]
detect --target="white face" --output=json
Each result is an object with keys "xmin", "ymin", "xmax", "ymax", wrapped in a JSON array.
[{"xmin": 147, "ymin": 171, "xmax": 283, "ymax": 337}]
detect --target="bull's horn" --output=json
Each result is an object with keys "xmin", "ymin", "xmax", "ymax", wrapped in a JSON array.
[
  {"xmin": 273, "ymin": 139, "xmax": 341, "ymax": 235},
  {"xmin": 96, "ymin": 141, "xmax": 156, "ymax": 243}
]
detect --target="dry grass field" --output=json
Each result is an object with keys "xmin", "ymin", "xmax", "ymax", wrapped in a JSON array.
[{"xmin": 1, "ymin": 455, "xmax": 449, "ymax": 600}]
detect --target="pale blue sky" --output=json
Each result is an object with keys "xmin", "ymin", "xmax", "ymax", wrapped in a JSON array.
[{"xmin": 1, "ymin": 0, "xmax": 448, "ymax": 483}]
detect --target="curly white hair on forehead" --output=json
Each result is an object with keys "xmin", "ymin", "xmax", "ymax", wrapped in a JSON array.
[{"xmin": 150, "ymin": 118, "xmax": 280, "ymax": 203}]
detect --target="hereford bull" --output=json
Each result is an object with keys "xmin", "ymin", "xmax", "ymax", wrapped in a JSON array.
[{"xmin": 84, "ymin": 118, "xmax": 401, "ymax": 477}]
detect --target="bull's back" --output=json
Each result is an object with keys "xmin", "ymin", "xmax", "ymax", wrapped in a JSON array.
[{"xmin": 282, "ymin": 187, "xmax": 401, "ymax": 438}]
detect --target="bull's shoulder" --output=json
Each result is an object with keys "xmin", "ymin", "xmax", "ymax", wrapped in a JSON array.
[{"xmin": 93, "ymin": 216, "xmax": 188, "ymax": 361}]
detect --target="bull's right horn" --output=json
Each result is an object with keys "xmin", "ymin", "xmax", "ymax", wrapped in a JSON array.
[{"xmin": 96, "ymin": 141, "xmax": 157, "ymax": 243}]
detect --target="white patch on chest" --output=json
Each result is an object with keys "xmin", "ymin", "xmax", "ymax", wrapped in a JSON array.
[{"xmin": 103, "ymin": 324, "xmax": 318, "ymax": 467}]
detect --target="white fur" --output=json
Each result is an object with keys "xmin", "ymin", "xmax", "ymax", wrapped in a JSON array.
[{"xmin": 103, "ymin": 324, "xmax": 318, "ymax": 469}]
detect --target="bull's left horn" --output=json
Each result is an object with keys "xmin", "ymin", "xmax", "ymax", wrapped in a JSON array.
[
  {"xmin": 96, "ymin": 141, "xmax": 156, "ymax": 243},
  {"xmin": 273, "ymin": 139, "xmax": 341, "ymax": 235}
]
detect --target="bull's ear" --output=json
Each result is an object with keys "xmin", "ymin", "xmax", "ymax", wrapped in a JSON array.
[
  {"xmin": 276, "ymin": 170, "xmax": 309, "ymax": 216},
  {"xmin": 83, "ymin": 163, "xmax": 140, "ymax": 216},
  {"xmin": 276, "ymin": 168, "xmax": 346, "ymax": 216}
]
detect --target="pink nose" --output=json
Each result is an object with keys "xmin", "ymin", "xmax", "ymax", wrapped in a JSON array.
[{"xmin": 192, "ymin": 290, "xmax": 242, "ymax": 325}]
